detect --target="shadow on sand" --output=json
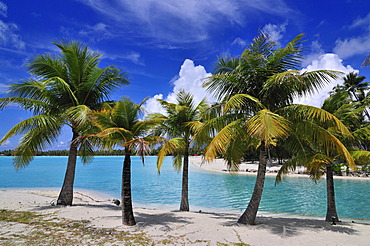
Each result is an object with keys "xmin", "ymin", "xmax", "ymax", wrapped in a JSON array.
[
  {"xmin": 30, "ymin": 203, "xmax": 360, "ymax": 238},
  {"xmin": 219, "ymin": 214, "xmax": 360, "ymax": 237}
]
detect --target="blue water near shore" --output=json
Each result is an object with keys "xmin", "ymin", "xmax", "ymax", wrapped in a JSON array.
[{"xmin": 1, "ymin": 156, "xmax": 369, "ymax": 220}]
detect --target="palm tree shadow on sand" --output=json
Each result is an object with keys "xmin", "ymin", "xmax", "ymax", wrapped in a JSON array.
[
  {"xmin": 224, "ymin": 216, "xmax": 359, "ymax": 237},
  {"xmin": 134, "ymin": 211, "xmax": 193, "ymax": 230},
  {"xmin": 31, "ymin": 204, "xmax": 361, "ymax": 237}
]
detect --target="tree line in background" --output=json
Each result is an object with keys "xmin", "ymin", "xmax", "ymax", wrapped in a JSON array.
[
  {"xmin": 0, "ymin": 32, "xmax": 369, "ymax": 226},
  {"xmin": 0, "ymin": 147, "xmax": 208, "ymax": 157}
]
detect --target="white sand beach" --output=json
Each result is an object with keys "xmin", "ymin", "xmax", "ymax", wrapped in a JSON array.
[{"xmin": 1, "ymin": 188, "xmax": 369, "ymax": 246}]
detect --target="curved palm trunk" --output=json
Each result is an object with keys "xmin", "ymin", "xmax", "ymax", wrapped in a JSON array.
[
  {"xmin": 180, "ymin": 144, "xmax": 190, "ymax": 211},
  {"xmin": 122, "ymin": 149, "xmax": 136, "ymax": 226},
  {"xmin": 325, "ymin": 164, "xmax": 339, "ymax": 222},
  {"xmin": 57, "ymin": 130, "xmax": 79, "ymax": 206},
  {"xmin": 238, "ymin": 143, "xmax": 268, "ymax": 225}
]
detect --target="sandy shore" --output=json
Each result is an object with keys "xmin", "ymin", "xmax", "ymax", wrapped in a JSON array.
[
  {"xmin": 190, "ymin": 156, "xmax": 370, "ymax": 180},
  {"xmin": 1, "ymin": 189, "xmax": 369, "ymax": 245}
]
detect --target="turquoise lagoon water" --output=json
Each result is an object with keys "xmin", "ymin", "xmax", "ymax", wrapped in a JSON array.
[{"xmin": 1, "ymin": 156, "xmax": 369, "ymax": 220}]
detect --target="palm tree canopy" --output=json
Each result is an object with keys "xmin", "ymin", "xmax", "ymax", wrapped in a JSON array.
[
  {"xmin": 0, "ymin": 40, "xmax": 129, "ymax": 167},
  {"xmin": 2, "ymin": 41, "xmax": 129, "ymax": 113},
  {"xmin": 149, "ymin": 90, "xmax": 209, "ymax": 172},
  {"xmin": 204, "ymin": 32, "xmax": 341, "ymax": 111},
  {"xmin": 85, "ymin": 98, "xmax": 162, "ymax": 155},
  {"xmin": 202, "ymin": 32, "xmax": 345, "ymax": 165}
]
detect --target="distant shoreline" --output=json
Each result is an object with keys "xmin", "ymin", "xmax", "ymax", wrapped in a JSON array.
[{"xmin": 189, "ymin": 156, "xmax": 370, "ymax": 181}]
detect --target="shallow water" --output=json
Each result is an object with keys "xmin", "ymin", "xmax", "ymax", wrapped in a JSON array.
[{"xmin": 1, "ymin": 156, "xmax": 369, "ymax": 219}]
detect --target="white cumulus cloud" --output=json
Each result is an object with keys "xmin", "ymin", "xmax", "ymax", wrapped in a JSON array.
[
  {"xmin": 295, "ymin": 53, "xmax": 356, "ymax": 107},
  {"xmin": 262, "ymin": 22, "xmax": 287, "ymax": 44},
  {"xmin": 334, "ymin": 34, "xmax": 370, "ymax": 59},
  {"xmin": 302, "ymin": 40, "xmax": 325, "ymax": 67},
  {"xmin": 143, "ymin": 59, "xmax": 214, "ymax": 115}
]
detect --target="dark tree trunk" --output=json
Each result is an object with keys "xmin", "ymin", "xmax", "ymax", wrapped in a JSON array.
[
  {"xmin": 238, "ymin": 143, "xmax": 268, "ymax": 225},
  {"xmin": 325, "ymin": 164, "xmax": 339, "ymax": 222},
  {"xmin": 122, "ymin": 149, "xmax": 136, "ymax": 226},
  {"xmin": 57, "ymin": 130, "xmax": 79, "ymax": 206},
  {"xmin": 180, "ymin": 144, "xmax": 190, "ymax": 211}
]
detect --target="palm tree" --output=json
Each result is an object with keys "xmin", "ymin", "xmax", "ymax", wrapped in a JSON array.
[
  {"xmin": 81, "ymin": 99, "xmax": 162, "ymax": 226},
  {"xmin": 322, "ymin": 75, "xmax": 370, "ymax": 151},
  {"xmin": 202, "ymin": 32, "xmax": 351, "ymax": 225},
  {"xmin": 275, "ymin": 104, "xmax": 358, "ymax": 222},
  {"xmin": 342, "ymin": 72, "xmax": 369, "ymax": 102},
  {"xmin": 150, "ymin": 90, "xmax": 208, "ymax": 211},
  {"xmin": 0, "ymin": 41, "xmax": 128, "ymax": 205}
]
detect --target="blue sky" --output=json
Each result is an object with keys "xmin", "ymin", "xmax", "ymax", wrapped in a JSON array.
[{"xmin": 0, "ymin": 0, "xmax": 370, "ymax": 150}]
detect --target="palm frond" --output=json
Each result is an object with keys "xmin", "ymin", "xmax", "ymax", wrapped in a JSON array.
[
  {"xmin": 0, "ymin": 115, "xmax": 62, "ymax": 145},
  {"xmin": 279, "ymin": 104, "xmax": 352, "ymax": 137},
  {"xmin": 223, "ymin": 94, "xmax": 264, "ymax": 113},
  {"xmin": 305, "ymin": 153, "xmax": 330, "ymax": 180},
  {"xmin": 245, "ymin": 109, "xmax": 290, "ymax": 146},
  {"xmin": 66, "ymin": 105, "xmax": 91, "ymax": 128},
  {"xmin": 294, "ymin": 120, "xmax": 356, "ymax": 170},
  {"xmin": 350, "ymin": 150, "xmax": 370, "ymax": 165},
  {"xmin": 0, "ymin": 97, "xmax": 51, "ymax": 115},
  {"xmin": 204, "ymin": 118, "xmax": 246, "ymax": 162},
  {"xmin": 157, "ymin": 137, "xmax": 185, "ymax": 173},
  {"xmin": 12, "ymin": 118, "xmax": 62, "ymax": 168}
]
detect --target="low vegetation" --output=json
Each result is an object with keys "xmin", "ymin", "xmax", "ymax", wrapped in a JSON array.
[{"xmin": 0, "ymin": 209, "xmax": 251, "ymax": 246}]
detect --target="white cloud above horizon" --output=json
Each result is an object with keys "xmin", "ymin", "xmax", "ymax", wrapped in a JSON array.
[
  {"xmin": 295, "ymin": 53, "xmax": 356, "ymax": 107},
  {"xmin": 78, "ymin": 22, "xmax": 114, "ymax": 42},
  {"xmin": 144, "ymin": 55, "xmax": 355, "ymax": 114},
  {"xmin": 1, "ymin": 139, "xmax": 11, "ymax": 147},
  {"xmin": 302, "ymin": 40, "xmax": 325, "ymax": 67},
  {"xmin": 78, "ymin": 0, "xmax": 296, "ymax": 44},
  {"xmin": 143, "ymin": 59, "xmax": 214, "ymax": 115},
  {"xmin": 262, "ymin": 22, "xmax": 287, "ymax": 44},
  {"xmin": 103, "ymin": 50, "xmax": 143, "ymax": 65},
  {"xmin": 333, "ymin": 13, "xmax": 370, "ymax": 59},
  {"xmin": 0, "ymin": 1, "xmax": 7, "ymax": 17},
  {"xmin": 0, "ymin": 2, "xmax": 25, "ymax": 50}
]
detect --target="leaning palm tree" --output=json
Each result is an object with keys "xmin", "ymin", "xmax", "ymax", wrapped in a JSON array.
[
  {"xmin": 0, "ymin": 41, "xmax": 128, "ymax": 205},
  {"xmin": 81, "ymin": 99, "xmax": 162, "ymax": 226},
  {"xmin": 150, "ymin": 90, "xmax": 208, "ymax": 211},
  {"xmin": 202, "ymin": 31, "xmax": 349, "ymax": 225}
]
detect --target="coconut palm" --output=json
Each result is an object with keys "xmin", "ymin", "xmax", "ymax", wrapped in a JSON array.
[
  {"xmin": 81, "ymin": 99, "xmax": 162, "ymax": 226},
  {"xmin": 151, "ymin": 90, "xmax": 208, "ymax": 211},
  {"xmin": 322, "ymin": 74, "xmax": 370, "ymax": 151},
  {"xmin": 275, "ymin": 103, "xmax": 359, "ymax": 222},
  {"xmin": 344, "ymin": 72, "xmax": 368, "ymax": 98},
  {"xmin": 202, "ymin": 32, "xmax": 350, "ymax": 224},
  {"xmin": 0, "ymin": 41, "xmax": 128, "ymax": 205}
]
